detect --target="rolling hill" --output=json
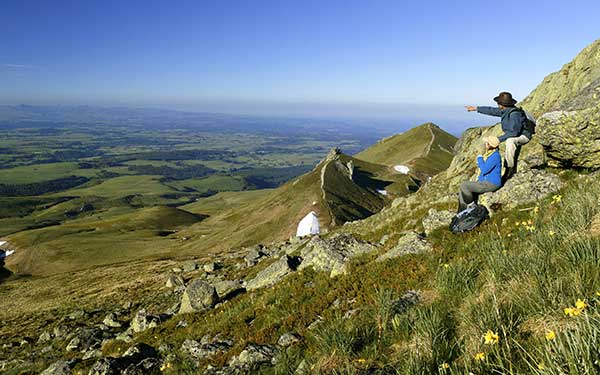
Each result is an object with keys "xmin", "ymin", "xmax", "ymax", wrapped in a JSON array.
[{"xmin": 355, "ymin": 122, "xmax": 458, "ymax": 181}]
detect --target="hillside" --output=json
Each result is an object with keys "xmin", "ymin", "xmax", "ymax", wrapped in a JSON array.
[
  {"xmin": 2, "ymin": 39, "xmax": 600, "ymax": 375},
  {"xmin": 355, "ymin": 122, "xmax": 457, "ymax": 180},
  {"xmin": 174, "ymin": 149, "xmax": 420, "ymax": 256}
]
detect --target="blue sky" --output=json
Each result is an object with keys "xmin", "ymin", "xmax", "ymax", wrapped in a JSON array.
[{"xmin": 1, "ymin": 0, "xmax": 599, "ymax": 119}]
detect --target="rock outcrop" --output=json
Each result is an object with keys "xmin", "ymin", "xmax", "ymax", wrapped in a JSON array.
[
  {"xmin": 422, "ymin": 209, "xmax": 455, "ymax": 235},
  {"xmin": 480, "ymin": 169, "xmax": 563, "ymax": 209},
  {"xmin": 376, "ymin": 232, "xmax": 432, "ymax": 262},
  {"xmin": 537, "ymin": 104, "xmax": 600, "ymax": 169},
  {"xmin": 179, "ymin": 280, "xmax": 219, "ymax": 314},
  {"xmin": 245, "ymin": 255, "xmax": 301, "ymax": 291},
  {"xmin": 299, "ymin": 234, "xmax": 376, "ymax": 277}
]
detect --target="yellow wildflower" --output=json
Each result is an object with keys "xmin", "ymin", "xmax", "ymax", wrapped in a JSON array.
[
  {"xmin": 534, "ymin": 206, "xmax": 539, "ymax": 214},
  {"xmin": 515, "ymin": 222, "xmax": 520, "ymax": 227},
  {"xmin": 507, "ymin": 233, "xmax": 512, "ymax": 237},
  {"xmin": 538, "ymin": 362, "xmax": 545, "ymax": 370},
  {"xmin": 553, "ymin": 194, "xmax": 562, "ymax": 202},
  {"xmin": 527, "ymin": 219, "xmax": 534, "ymax": 225},
  {"xmin": 548, "ymin": 230, "xmax": 556, "ymax": 236},
  {"xmin": 440, "ymin": 362, "xmax": 450, "ymax": 369},
  {"xmin": 443, "ymin": 263, "xmax": 450, "ymax": 268},
  {"xmin": 526, "ymin": 225, "xmax": 536, "ymax": 232},
  {"xmin": 575, "ymin": 299, "xmax": 587, "ymax": 310},
  {"xmin": 564, "ymin": 307, "xmax": 581, "ymax": 317},
  {"xmin": 522, "ymin": 221, "xmax": 528, "ymax": 226},
  {"xmin": 596, "ymin": 291, "xmax": 600, "ymax": 297},
  {"xmin": 474, "ymin": 352, "xmax": 486, "ymax": 361},
  {"xmin": 484, "ymin": 330, "xmax": 500, "ymax": 345},
  {"xmin": 545, "ymin": 330, "xmax": 556, "ymax": 341}
]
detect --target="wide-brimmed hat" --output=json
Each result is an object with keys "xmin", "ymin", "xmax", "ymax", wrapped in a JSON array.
[
  {"xmin": 494, "ymin": 91, "xmax": 517, "ymax": 106},
  {"xmin": 484, "ymin": 136, "xmax": 500, "ymax": 149}
]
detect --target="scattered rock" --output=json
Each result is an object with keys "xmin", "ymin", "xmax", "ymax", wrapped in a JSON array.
[
  {"xmin": 203, "ymin": 262, "xmax": 218, "ymax": 273},
  {"xmin": 181, "ymin": 336, "xmax": 233, "ymax": 361},
  {"xmin": 537, "ymin": 104, "xmax": 600, "ymax": 169},
  {"xmin": 179, "ymin": 279, "xmax": 219, "ymax": 314},
  {"xmin": 244, "ymin": 246, "xmax": 267, "ymax": 267},
  {"xmin": 66, "ymin": 328, "xmax": 103, "ymax": 352},
  {"xmin": 390, "ymin": 290, "xmax": 421, "ymax": 315},
  {"xmin": 40, "ymin": 359, "xmax": 78, "ymax": 375},
  {"xmin": 68, "ymin": 310, "xmax": 87, "ymax": 320},
  {"xmin": 166, "ymin": 274, "xmax": 185, "ymax": 291},
  {"xmin": 228, "ymin": 344, "xmax": 280, "ymax": 369},
  {"xmin": 82, "ymin": 349, "xmax": 103, "ymax": 360},
  {"xmin": 38, "ymin": 331, "xmax": 52, "ymax": 344},
  {"xmin": 480, "ymin": 169, "xmax": 563, "ymax": 210},
  {"xmin": 182, "ymin": 260, "xmax": 197, "ymax": 273},
  {"xmin": 88, "ymin": 357, "xmax": 123, "ymax": 375},
  {"xmin": 53, "ymin": 325, "xmax": 68, "ymax": 339},
  {"xmin": 246, "ymin": 256, "xmax": 301, "ymax": 291},
  {"xmin": 422, "ymin": 208, "xmax": 455, "ymax": 235},
  {"xmin": 131, "ymin": 310, "xmax": 161, "ymax": 333},
  {"xmin": 376, "ymin": 232, "xmax": 432, "ymax": 262},
  {"xmin": 213, "ymin": 279, "xmax": 245, "ymax": 300},
  {"xmin": 277, "ymin": 332, "xmax": 302, "ymax": 347},
  {"xmin": 103, "ymin": 313, "xmax": 123, "ymax": 328},
  {"xmin": 299, "ymin": 234, "xmax": 376, "ymax": 277}
]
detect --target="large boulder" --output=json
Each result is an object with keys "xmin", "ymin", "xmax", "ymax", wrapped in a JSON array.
[
  {"xmin": 480, "ymin": 169, "xmax": 563, "ymax": 210},
  {"xmin": 245, "ymin": 256, "xmax": 301, "ymax": 291},
  {"xmin": 299, "ymin": 234, "xmax": 376, "ymax": 277},
  {"xmin": 179, "ymin": 279, "xmax": 219, "ymax": 314},
  {"xmin": 537, "ymin": 105, "xmax": 600, "ymax": 169},
  {"xmin": 422, "ymin": 209, "xmax": 455, "ymax": 235},
  {"xmin": 376, "ymin": 232, "xmax": 432, "ymax": 262}
]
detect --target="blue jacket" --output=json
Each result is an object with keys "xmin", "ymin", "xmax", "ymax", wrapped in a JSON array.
[
  {"xmin": 477, "ymin": 149, "xmax": 502, "ymax": 187},
  {"xmin": 477, "ymin": 106, "xmax": 531, "ymax": 142}
]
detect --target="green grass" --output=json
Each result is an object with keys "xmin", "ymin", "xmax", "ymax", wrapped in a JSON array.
[{"xmin": 0, "ymin": 162, "xmax": 97, "ymax": 184}]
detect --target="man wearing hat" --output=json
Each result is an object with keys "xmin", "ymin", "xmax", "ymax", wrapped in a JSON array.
[
  {"xmin": 457, "ymin": 136, "xmax": 502, "ymax": 213},
  {"xmin": 465, "ymin": 92, "xmax": 532, "ymax": 183}
]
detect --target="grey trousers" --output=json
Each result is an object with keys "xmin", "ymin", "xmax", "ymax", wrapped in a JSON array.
[
  {"xmin": 505, "ymin": 135, "xmax": 530, "ymax": 168},
  {"xmin": 458, "ymin": 181, "xmax": 499, "ymax": 211}
]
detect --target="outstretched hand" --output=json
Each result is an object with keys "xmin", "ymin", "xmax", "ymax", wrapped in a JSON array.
[{"xmin": 465, "ymin": 106, "xmax": 477, "ymax": 112}]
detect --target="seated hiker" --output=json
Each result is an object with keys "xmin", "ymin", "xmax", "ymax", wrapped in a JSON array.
[
  {"xmin": 465, "ymin": 92, "xmax": 533, "ymax": 183},
  {"xmin": 457, "ymin": 136, "xmax": 502, "ymax": 213}
]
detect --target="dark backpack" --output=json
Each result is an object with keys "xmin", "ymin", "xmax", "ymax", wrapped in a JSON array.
[
  {"xmin": 508, "ymin": 107, "xmax": 536, "ymax": 135},
  {"xmin": 449, "ymin": 205, "xmax": 489, "ymax": 234}
]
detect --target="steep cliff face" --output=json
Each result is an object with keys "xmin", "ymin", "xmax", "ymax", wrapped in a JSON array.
[{"xmin": 519, "ymin": 38, "xmax": 600, "ymax": 115}]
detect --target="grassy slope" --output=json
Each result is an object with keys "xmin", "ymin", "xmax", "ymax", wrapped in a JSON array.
[
  {"xmin": 5, "ymin": 206, "xmax": 204, "ymax": 275},
  {"xmin": 354, "ymin": 123, "xmax": 457, "ymax": 178}
]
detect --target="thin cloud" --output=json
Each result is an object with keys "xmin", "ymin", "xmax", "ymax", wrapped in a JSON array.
[{"xmin": 1, "ymin": 63, "xmax": 40, "ymax": 70}]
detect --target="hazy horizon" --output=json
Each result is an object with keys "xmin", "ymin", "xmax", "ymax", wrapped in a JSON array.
[{"xmin": 3, "ymin": 0, "xmax": 600, "ymax": 121}]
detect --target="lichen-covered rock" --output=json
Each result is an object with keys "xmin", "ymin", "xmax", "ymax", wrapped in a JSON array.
[
  {"xmin": 181, "ymin": 336, "xmax": 233, "ymax": 360},
  {"xmin": 131, "ymin": 310, "xmax": 161, "ymax": 333},
  {"xmin": 245, "ymin": 256, "xmax": 301, "ymax": 291},
  {"xmin": 277, "ymin": 332, "xmax": 301, "ymax": 347},
  {"xmin": 182, "ymin": 260, "xmax": 197, "ymax": 272},
  {"xmin": 480, "ymin": 169, "xmax": 563, "ymax": 210},
  {"xmin": 213, "ymin": 279, "xmax": 244, "ymax": 300},
  {"xmin": 537, "ymin": 105, "xmax": 600, "ymax": 169},
  {"xmin": 103, "ymin": 312, "xmax": 122, "ymax": 328},
  {"xmin": 179, "ymin": 279, "xmax": 219, "ymax": 314},
  {"xmin": 376, "ymin": 232, "xmax": 432, "ymax": 262},
  {"xmin": 299, "ymin": 234, "xmax": 376, "ymax": 277},
  {"xmin": 40, "ymin": 359, "xmax": 78, "ymax": 375},
  {"xmin": 66, "ymin": 328, "xmax": 103, "ymax": 352},
  {"xmin": 166, "ymin": 274, "xmax": 185, "ymax": 291},
  {"xmin": 422, "ymin": 209, "xmax": 455, "ymax": 235},
  {"xmin": 228, "ymin": 344, "xmax": 280, "ymax": 369}
]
